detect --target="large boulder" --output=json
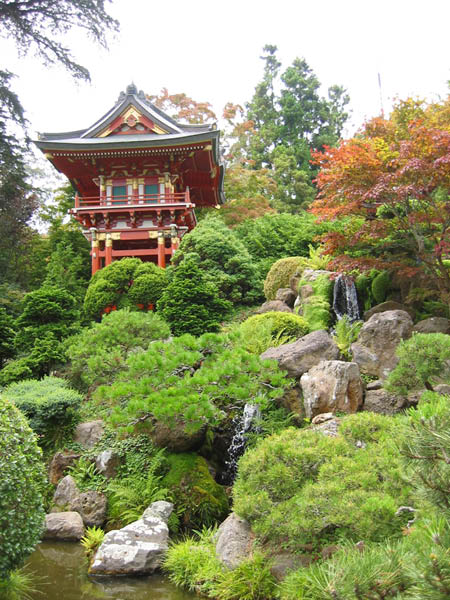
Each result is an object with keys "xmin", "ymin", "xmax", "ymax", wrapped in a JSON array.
[
  {"xmin": 413, "ymin": 317, "xmax": 450, "ymax": 334},
  {"xmin": 261, "ymin": 330, "xmax": 340, "ymax": 379},
  {"xmin": 52, "ymin": 474, "xmax": 107, "ymax": 527},
  {"xmin": 74, "ymin": 420, "xmax": 104, "ymax": 448},
  {"xmin": 70, "ymin": 491, "xmax": 107, "ymax": 527},
  {"xmin": 150, "ymin": 420, "xmax": 205, "ymax": 452},
  {"xmin": 351, "ymin": 310, "xmax": 413, "ymax": 379},
  {"xmin": 363, "ymin": 301, "xmax": 414, "ymax": 321},
  {"xmin": 90, "ymin": 501, "xmax": 173, "ymax": 575},
  {"xmin": 256, "ymin": 300, "xmax": 292, "ymax": 314},
  {"xmin": 363, "ymin": 389, "xmax": 411, "ymax": 415},
  {"xmin": 48, "ymin": 451, "xmax": 81, "ymax": 485},
  {"xmin": 300, "ymin": 361, "xmax": 363, "ymax": 418},
  {"xmin": 275, "ymin": 288, "xmax": 297, "ymax": 308},
  {"xmin": 95, "ymin": 450, "xmax": 120, "ymax": 479},
  {"xmin": 52, "ymin": 475, "xmax": 79, "ymax": 509},
  {"xmin": 215, "ymin": 513, "xmax": 253, "ymax": 569},
  {"xmin": 44, "ymin": 512, "xmax": 84, "ymax": 541}
]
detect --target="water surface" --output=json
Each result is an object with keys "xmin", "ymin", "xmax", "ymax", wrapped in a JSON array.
[{"xmin": 26, "ymin": 541, "xmax": 197, "ymax": 600}]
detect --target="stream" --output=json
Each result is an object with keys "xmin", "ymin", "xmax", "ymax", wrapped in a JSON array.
[{"xmin": 25, "ymin": 541, "xmax": 197, "ymax": 600}]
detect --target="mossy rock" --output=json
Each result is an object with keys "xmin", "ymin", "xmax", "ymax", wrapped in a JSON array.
[
  {"xmin": 162, "ymin": 453, "xmax": 229, "ymax": 530},
  {"xmin": 264, "ymin": 257, "xmax": 306, "ymax": 301},
  {"xmin": 243, "ymin": 312, "xmax": 309, "ymax": 341},
  {"xmin": 298, "ymin": 273, "xmax": 333, "ymax": 331}
]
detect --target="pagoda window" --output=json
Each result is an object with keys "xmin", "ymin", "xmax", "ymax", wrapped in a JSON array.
[
  {"xmin": 144, "ymin": 183, "xmax": 158, "ymax": 203},
  {"xmin": 106, "ymin": 180, "xmax": 132, "ymax": 205}
]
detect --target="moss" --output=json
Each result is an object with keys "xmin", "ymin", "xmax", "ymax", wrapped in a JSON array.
[
  {"xmin": 371, "ymin": 270, "xmax": 391, "ymax": 304},
  {"xmin": 263, "ymin": 257, "xmax": 305, "ymax": 301},
  {"xmin": 162, "ymin": 453, "xmax": 229, "ymax": 530},
  {"xmin": 243, "ymin": 312, "xmax": 309, "ymax": 340},
  {"xmin": 298, "ymin": 274, "xmax": 333, "ymax": 331}
]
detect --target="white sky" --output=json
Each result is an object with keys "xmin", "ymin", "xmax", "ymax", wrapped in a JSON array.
[{"xmin": 2, "ymin": 0, "xmax": 450, "ymax": 139}]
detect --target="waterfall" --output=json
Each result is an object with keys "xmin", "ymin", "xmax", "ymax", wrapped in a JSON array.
[
  {"xmin": 333, "ymin": 274, "xmax": 360, "ymax": 322},
  {"xmin": 220, "ymin": 403, "xmax": 261, "ymax": 485}
]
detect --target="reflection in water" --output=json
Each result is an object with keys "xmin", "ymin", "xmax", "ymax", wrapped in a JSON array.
[{"xmin": 26, "ymin": 542, "xmax": 197, "ymax": 600}]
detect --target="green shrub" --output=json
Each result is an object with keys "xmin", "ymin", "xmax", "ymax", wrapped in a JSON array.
[
  {"xmin": 371, "ymin": 270, "xmax": 391, "ymax": 304},
  {"xmin": 65, "ymin": 308, "xmax": 170, "ymax": 392},
  {"xmin": 264, "ymin": 257, "xmax": 304, "ymax": 301},
  {"xmin": 385, "ymin": 333, "xmax": 450, "ymax": 395},
  {"xmin": 162, "ymin": 453, "xmax": 229, "ymax": 530},
  {"xmin": 233, "ymin": 414, "xmax": 411, "ymax": 550},
  {"xmin": 84, "ymin": 258, "xmax": 168, "ymax": 320},
  {"xmin": 68, "ymin": 458, "xmax": 106, "ymax": 492},
  {"xmin": 0, "ymin": 308, "xmax": 15, "ymax": 368},
  {"xmin": 210, "ymin": 552, "xmax": 277, "ymax": 600},
  {"xmin": 2, "ymin": 376, "xmax": 82, "ymax": 447},
  {"xmin": 242, "ymin": 312, "xmax": 309, "ymax": 342},
  {"xmin": 164, "ymin": 527, "xmax": 223, "ymax": 595},
  {"xmin": 172, "ymin": 216, "xmax": 262, "ymax": 305},
  {"xmin": 0, "ymin": 396, "xmax": 46, "ymax": 577},
  {"xmin": 94, "ymin": 332, "xmax": 288, "ymax": 436},
  {"xmin": 157, "ymin": 254, "xmax": 232, "ymax": 336}
]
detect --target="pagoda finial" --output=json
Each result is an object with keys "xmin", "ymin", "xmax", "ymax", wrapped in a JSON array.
[{"xmin": 126, "ymin": 82, "xmax": 137, "ymax": 95}]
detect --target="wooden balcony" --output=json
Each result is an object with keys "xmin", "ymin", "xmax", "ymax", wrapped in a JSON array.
[{"xmin": 74, "ymin": 188, "xmax": 192, "ymax": 209}]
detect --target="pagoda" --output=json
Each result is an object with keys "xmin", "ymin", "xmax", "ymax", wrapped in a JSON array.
[{"xmin": 35, "ymin": 84, "xmax": 225, "ymax": 274}]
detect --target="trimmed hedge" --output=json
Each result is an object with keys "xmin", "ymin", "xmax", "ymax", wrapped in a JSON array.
[{"xmin": 264, "ymin": 257, "xmax": 305, "ymax": 301}]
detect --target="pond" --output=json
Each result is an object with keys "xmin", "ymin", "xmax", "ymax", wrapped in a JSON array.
[{"xmin": 25, "ymin": 541, "xmax": 197, "ymax": 600}]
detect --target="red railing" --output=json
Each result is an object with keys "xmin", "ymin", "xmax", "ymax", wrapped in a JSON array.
[{"xmin": 74, "ymin": 189, "xmax": 191, "ymax": 208}]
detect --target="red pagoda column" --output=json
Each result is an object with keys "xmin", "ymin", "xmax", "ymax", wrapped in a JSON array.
[
  {"xmin": 157, "ymin": 232, "xmax": 166, "ymax": 268},
  {"xmin": 105, "ymin": 233, "xmax": 113, "ymax": 266},
  {"xmin": 170, "ymin": 227, "xmax": 180, "ymax": 254}
]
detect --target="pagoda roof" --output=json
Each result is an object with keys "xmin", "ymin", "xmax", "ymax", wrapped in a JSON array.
[{"xmin": 37, "ymin": 83, "xmax": 217, "ymax": 144}]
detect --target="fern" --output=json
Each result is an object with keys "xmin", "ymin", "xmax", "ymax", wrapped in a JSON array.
[{"xmin": 333, "ymin": 316, "xmax": 363, "ymax": 360}]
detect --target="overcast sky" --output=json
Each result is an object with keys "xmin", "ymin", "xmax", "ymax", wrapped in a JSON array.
[{"xmin": 2, "ymin": 0, "xmax": 450, "ymax": 139}]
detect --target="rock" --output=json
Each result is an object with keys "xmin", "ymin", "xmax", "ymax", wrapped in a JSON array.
[
  {"xmin": 299, "ymin": 284, "xmax": 314, "ymax": 301},
  {"xmin": 275, "ymin": 288, "xmax": 297, "ymax": 308},
  {"xmin": 215, "ymin": 513, "xmax": 253, "ymax": 569},
  {"xmin": 256, "ymin": 300, "xmax": 292, "ymax": 314},
  {"xmin": 363, "ymin": 389, "xmax": 410, "ymax": 415},
  {"xmin": 74, "ymin": 420, "xmax": 104, "ymax": 448},
  {"xmin": 300, "ymin": 360, "xmax": 363, "ymax": 418},
  {"xmin": 413, "ymin": 317, "xmax": 450, "ymax": 334},
  {"xmin": 289, "ymin": 272, "xmax": 302, "ymax": 294},
  {"xmin": 312, "ymin": 416, "xmax": 340, "ymax": 437},
  {"xmin": 351, "ymin": 310, "xmax": 413, "ymax": 379},
  {"xmin": 90, "ymin": 501, "xmax": 173, "ymax": 575},
  {"xmin": 52, "ymin": 475, "xmax": 79, "ymax": 509},
  {"xmin": 44, "ymin": 512, "xmax": 84, "ymax": 541},
  {"xmin": 435, "ymin": 384, "xmax": 450, "ymax": 395},
  {"xmin": 301, "ymin": 269, "xmax": 333, "ymax": 283},
  {"xmin": 150, "ymin": 420, "xmax": 205, "ymax": 452},
  {"xmin": 261, "ymin": 330, "xmax": 340, "ymax": 379},
  {"xmin": 364, "ymin": 301, "xmax": 414, "ymax": 321},
  {"xmin": 70, "ymin": 491, "xmax": 107, "ymax": 527},
  {"xmin": 311, "ymin": 412, "xmax": 334, "ymax": 424},
  {"xmin": 366, "ymin": 379, "xmax": 383, "ymax": 390},
  {"xmin": 95, "ymin": 450, "xmax": 120, "ymax": 478},
  {"xmin": 277, "ymin": 386, "xmax": 304, "ymax": 418},
  {"xmin": 270, "ymin": 553, "xmax": 312, "ymax": 581},
  {"xmin": 48, "ymin": 451, "xmax": 81, "ymax": 485}
]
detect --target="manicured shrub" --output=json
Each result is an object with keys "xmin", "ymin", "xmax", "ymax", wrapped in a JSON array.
[
  {"xmin": 264, "ymin": 256, "xmax": 304, "ymax": 300},
  {"xmin": 162, "ymin": 453, "xmax": 229, "ymax": 530},
  {"xmin": 83, "ymin": 258, "xmax": 168, "ymax": 320},
  {"xmin": 385, "ymin": 333, "xmax": 450, "ymax": 395},
  {"xmin": 241, "ymin": 312, "xmax": 309, "ymax": 343},
  {"xmin": 2, "ymin": 376, "xmax": 82, "ymax": 447},
  {"xmin": 371, "ymin": 270, "xmax": 391, "ymax": 304},
  {"xmin": 233, "ymin": 414, "xmax": 411, "ymax": 550},
  {"xmin": 65, "ymin": 308, "xmax": 170, "ymax": 392},
  {"xmin": 157, "ymin": 254, "xmax": 231, "ymax": 336},
  {"xmin": 172, "ymin": 217, "xmax": 262, "ymax": 304},
  {"xmin": 0, "ymin": 396, "xmax": 46, "ymax": 577},
  {"xmin": 94, "ymin": 332, "xmax": 289, "ymax": 436}
]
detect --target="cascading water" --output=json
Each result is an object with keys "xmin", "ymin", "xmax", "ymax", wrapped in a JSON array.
[
  {"xmin": 220, "ymin": 403, "xmax": 261, "ymax": 485},
  {"xmin": 333, "ymin": 274, "xmax": 360, "ymax": 322}
]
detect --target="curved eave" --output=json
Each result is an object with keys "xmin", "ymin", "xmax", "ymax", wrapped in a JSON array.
[{"xmin": 35, "ymin": 129, "xmax": 221, "ymax": 154}]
